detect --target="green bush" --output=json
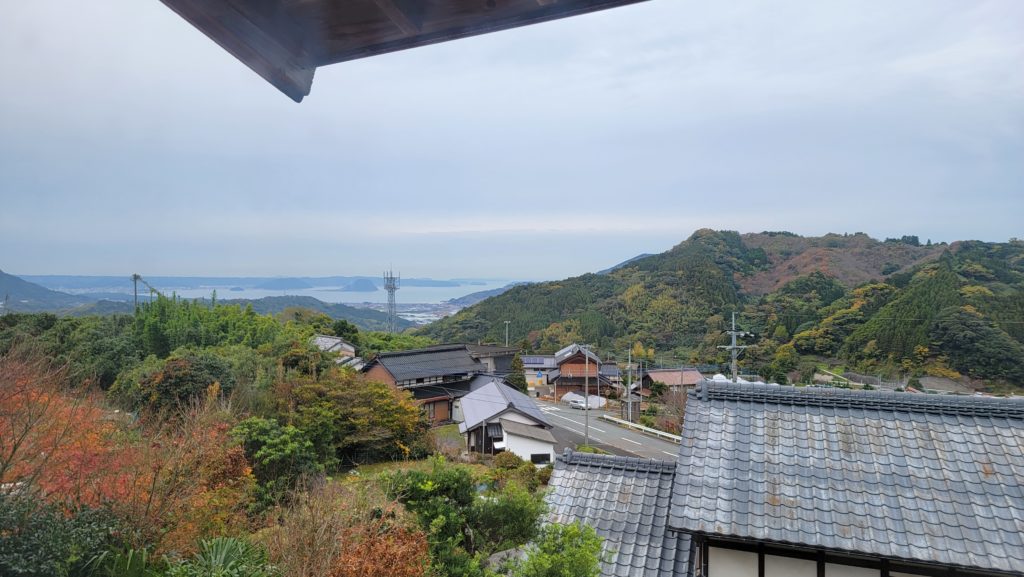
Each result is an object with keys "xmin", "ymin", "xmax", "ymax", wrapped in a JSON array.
[
  {"xmin": 537, "ymin": 465, "xmax": 553, "ymax": 485},
  {"xmin": 469, "ymin": 484, "xmax": 546, "ymax": 552},
  {"xmin": 166, "ymin": 537, "xmax": 277, "ymax": 577},
  {"xmin": 230, "ymin": 417, "xmax": 322, "ymax": 508},
  {"xmin": 511, "ymin": 522, "xmax": 603, "ymax": 577},
  {"xmin": 386, "ymin": 456, "xmax": 548, "ymax": 577},
  {"xmin": 85, "ymin": 548, "xmax": 165, "ymax": 577},
  {"xmin": 0, "ymin": 494, "xmax": 124, "ymax": 577},
  {"xmin": 494, "ymin": 451, "xmax": 525, "ymax": 470}
]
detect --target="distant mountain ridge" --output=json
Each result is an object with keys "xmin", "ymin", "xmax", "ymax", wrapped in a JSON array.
[
  {"xmin": 0, "ymin": 270, "xmax": 92, "ymax": 312},
  {"xmin": 597, "ymin": 253, "xmax": 653, "ymax": 275},
  {"xmin": 419, "ymin": 230, "xmax": 1024, "ymax": 390},
  {"xmin": 446, "ymin": 283, "xmax": 529, "ymax": 306},
  {"xmin": 0, "ymin": 270, "xmax": 409, "ymax": 331},
  {"xmin": 21, "ymin": 274, "xmax": 477, "ymax": 292}
]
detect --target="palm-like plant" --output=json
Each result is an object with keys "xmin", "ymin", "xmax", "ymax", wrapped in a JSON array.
[
  {"xmin": 166, "ymin": 537, "xmax": 278, "ymax": 577},
  {"xmin": 84, "ymin": 548, "xmax": 163, "ymax": 577}
]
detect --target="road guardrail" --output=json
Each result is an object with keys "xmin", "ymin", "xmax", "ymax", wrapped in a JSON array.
[{"xmin": 599, "ymin": 414, "xmax": 682, "ymax": 444}]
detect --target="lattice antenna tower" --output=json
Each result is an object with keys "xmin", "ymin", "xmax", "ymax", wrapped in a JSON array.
[{"xmin": 383, "ymin": 269, "xmax": 400, "ymax": 334}]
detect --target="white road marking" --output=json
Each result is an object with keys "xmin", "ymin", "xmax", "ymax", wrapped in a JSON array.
[
  {"xmin": 547, "ymin": 413, "xmax": 607, "ymax": 432},
  {"xmin": 621, "ymin": 438, "xmax": 642, "ymax": 445},
  {"xmin": 662, "ymin": 451, "xmax": 677, "ymax": 457},
  {"xmin": 550, "ymin": 414, "xmax": 585, "ymax": 427}
]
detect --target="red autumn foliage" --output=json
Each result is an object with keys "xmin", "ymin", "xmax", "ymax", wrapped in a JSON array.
[
  {"xmin": 0, "ymin": 351, "xmax": 112, "ymax": 500},
  {"xmin": 331, "ymin": 524, "xmax": 429, "ymax": 577},
  {"xmin": 0, "ymin": 350, "xmax": 254, "ymax": 555}
]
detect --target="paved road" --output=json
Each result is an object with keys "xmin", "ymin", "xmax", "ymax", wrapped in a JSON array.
[{"xmin": 536, "ymin": 399, "xmax": 680, "ymax": 461}]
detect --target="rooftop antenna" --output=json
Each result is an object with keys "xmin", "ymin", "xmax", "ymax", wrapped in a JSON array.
[
  {"xmin": 718, "ymin": 312, "xmax": 752, "ymax": 383},
  {"xmin": 383, "ymin": 269, "xmax": 400, "ymax": 334}
]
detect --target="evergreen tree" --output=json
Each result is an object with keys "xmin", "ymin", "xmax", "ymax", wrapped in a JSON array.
[{"xmin": 507, "ymin": 353, "xmax": 528, "ymax": 394}]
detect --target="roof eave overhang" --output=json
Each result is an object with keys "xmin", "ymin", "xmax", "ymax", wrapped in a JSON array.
[
  {"xmin": 159, "ymin": 0, "xmax": 651, "ymax": 102},
  {"xmin": 684, "ymin": 531, "xmax": 1020, "ymax": 576}
]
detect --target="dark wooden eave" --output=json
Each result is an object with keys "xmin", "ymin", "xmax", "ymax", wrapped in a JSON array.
[{"xmin": 159, "ymin": 0, "xmax": 651, "ymax": 102}]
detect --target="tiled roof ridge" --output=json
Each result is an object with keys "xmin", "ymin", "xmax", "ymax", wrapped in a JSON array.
[
  {"xmin": 696, "ymin": 381, "xmax": 1024, "ymax": 418},
  {"xmin": 376, "ymin": 344, "xmax": 470, "ymax": 358},
  {"xmin": 558, "ymin": 448, "xmax": 677, "ymax": 474}
]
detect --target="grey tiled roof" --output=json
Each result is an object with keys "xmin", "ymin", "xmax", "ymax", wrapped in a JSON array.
[
  {"xmin": 458, "ymin": 380, "xmax": 551, "ymax": 433},
  {"xmin": 522, "ymin": 355, "xmax": 557, "ymax": 370},
  {"xmin": 500, "ymin": 418, "xmax": 557, "ymax": 444},
  {"xmin": 366, "ymin": 345, "xmax": 482, "ymax": 382},
  {"xmin": 555, "ymin": 343, "xmax": 601, "ymax": 364},
  {"xmin": 547, "ymin": 450, "xmax": 692, "ymax": 577},
  {"xmin": 311, "ymin": 334, "xmax": 354, "ymax": 354},
  {"xmin": 670, "ymin": 382, "xmax": 1024, "ymax": 573}
]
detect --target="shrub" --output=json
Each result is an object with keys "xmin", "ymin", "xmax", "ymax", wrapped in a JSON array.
[
  {"xmin": 385, "ymin": 456, "xmax": 547, "ymax": 577},
  {"xmin": 166, "ymin": 537, "xmax": 277, "ymax": 577},
  {"xmin": 537, "ymin": 465, "xmax": 553, "ymax": 485},
  {"xmin": 287, "ymin": 370, "xmax": 430, "ymax": 468},
  {"xmin": 494, "ymin": 451, "xmax": 525, "ymax": 470},
  {"xmin": 511, "ymin": 522, "xmax": 603, "ymax": 577},
  {"xmin": 0, "ymin": 493, "xmax": 124, "ymax": 577},
  {"xmin": 231, "ymin": 417, "xmax": 321, "ymax": 508},
  {"xmin": 259, "ymin": 482, "xmax": 419, "ymax": 577},
  {"xmin": 85, "ymin": 548, "xmax": 166, "ymax": 577},
  {"xmin": 331, "ymin": 526, "xmax": 429, "ymax": 577},
  {"xmin": 110, "ymin": 349, "xmax": 236, "ymax": 412},
  {"xmin": 469, "ymin": 483, "xmax": 546, "ymax": 552}
]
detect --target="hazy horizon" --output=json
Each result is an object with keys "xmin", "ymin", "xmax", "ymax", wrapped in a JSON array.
[
  {"xmin": 5, "ymin": 228, "xmax": 1013, "ymax": 281},
  {"xmin": 2, "ymin": 1, "xmax": 1021, "ymax": 279}
]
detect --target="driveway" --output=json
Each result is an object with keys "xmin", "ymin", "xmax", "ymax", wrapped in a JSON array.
[{"xmin": 536, "ymin": 399, "xmax": 680, "ymax": 461}]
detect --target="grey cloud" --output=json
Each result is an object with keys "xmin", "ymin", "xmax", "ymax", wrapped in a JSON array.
[{"xmin": 1, "ymin": 0, "xmax": 1021, "ymax": 277}]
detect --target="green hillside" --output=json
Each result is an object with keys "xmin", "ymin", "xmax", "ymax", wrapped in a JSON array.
[
  {"xmin": 216, "ymin": 295, "xmax": 410, "ymax": 332},
  {"xmin": 0, "ymin": 269, "xmax": 91, "ymax": 312},
  {"xmin": 420, "ymin": 231, "xmax": 1024, "ymax": 390},
  {"xmin": 0, "ymin": 269, "xmax": 405, "ymax": 331}
]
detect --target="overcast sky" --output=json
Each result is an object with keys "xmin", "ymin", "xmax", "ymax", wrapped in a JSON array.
[{"xmin": 1, "ymin": 1, "xmax": 1021, "ymax": 280}]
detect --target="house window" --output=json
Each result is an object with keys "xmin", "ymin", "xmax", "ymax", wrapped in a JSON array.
[
  {"xmin": 709, "ymin": 547, "xmax": 757, "ymax": 577},
  {"xmin": 425, "ymin": 402, "xmax": 436, "ymax": 421},
  {"xmin": 764, "ymin": 556, "xmax": 816, "ymax": 577},
  {"xmin": 530, "ymin": 453, "xmax": 551, "ymax": 465},
  {"xmin": 703, "ymin": 543, "xmax": 964, "ymax": 577}
]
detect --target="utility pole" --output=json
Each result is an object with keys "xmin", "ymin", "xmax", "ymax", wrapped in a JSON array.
[
  {"xmin": 718, "ymin": 312, "xmax": 752, "ymax": 383},
  {"xmin": 504, "ymin": 320, "xmax": 510, "ymax": 347},
  {"xmin": 131, "ymin": 274, "xmax": 140, "ymax": 313},
  {"xmin": 627, "ymin": 348, "xmax": 632, "ymax": 423},
  {"xmin": 583, "ymin": 345, "xmax": 590, "ymax": 449},
  {"xmin": 638, "ymin": 358, "xmax": 643, "ymax": 413}
]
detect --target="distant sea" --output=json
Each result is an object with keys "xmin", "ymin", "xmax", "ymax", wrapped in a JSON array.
[{"xmin": 108, "ymin": 282, "xmax": 512, "ymax": 305}]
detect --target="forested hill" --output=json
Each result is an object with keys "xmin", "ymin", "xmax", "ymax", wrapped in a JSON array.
[
  {"xmin": 0, "ymin": 269, "xmax": 406, "ymax": 331},
  {"xmin": 0, "ymin": 270, "xmax": 91, "ymax": 312},
  {"xmin": 419, "ymin": 230, "xmax": 1024, "ymax": 390}
]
